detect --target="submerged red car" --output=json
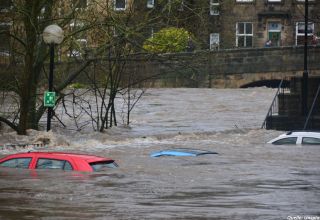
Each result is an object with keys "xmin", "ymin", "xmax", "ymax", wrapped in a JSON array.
[{"xmin": 0, "ymin": 152, "xmax": 118, "ymax": 172}]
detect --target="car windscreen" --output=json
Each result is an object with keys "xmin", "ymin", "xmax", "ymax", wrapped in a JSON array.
[
  {"xmin": 89, "ymin": 160, "xmax": 118, "ymax": 172},
  {"xmin": 272, "ymin": 137, "xmax": 297, "ymax": 145}
]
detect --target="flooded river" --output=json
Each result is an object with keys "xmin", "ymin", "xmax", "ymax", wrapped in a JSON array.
[{"xmin": 0, "ymin": 88, "xmax": 319, "ymax": 220}]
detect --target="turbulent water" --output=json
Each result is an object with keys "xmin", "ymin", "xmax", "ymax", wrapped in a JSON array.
[{"xmin": 0, "ymin": 88, "xmax": 319, "ymax": 220}]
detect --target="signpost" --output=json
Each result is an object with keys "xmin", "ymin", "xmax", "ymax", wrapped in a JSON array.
[{"xmin": 44, "ymin": 91, "xmax": 56, "ymax": 107}]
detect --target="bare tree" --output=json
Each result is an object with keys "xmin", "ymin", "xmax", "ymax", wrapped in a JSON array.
[{"xmin": 0, "ymin": 0, "xmax": 205, "ymax": 134}]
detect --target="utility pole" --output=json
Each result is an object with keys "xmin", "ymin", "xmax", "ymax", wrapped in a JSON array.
[{"xmin": 302, "ymin": 0, "xmax": 309, "ymax": 116}]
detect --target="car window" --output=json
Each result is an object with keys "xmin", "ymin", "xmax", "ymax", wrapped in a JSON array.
[
  {"xmin": 272, "ymin": 137, "xmax": 297, "ymax": 145},
  {"xmin": 64, "ymin": 161, "xmax": 73, "ymax": 171},
  {"xmin": 89, "ymin": 161, "xmax": 118, "ymax": 172},
  {"xmin": 36, "ymin": 158, "xmax": 73, "ymax": 171},
  {"xmin": 302, "ymin": 137, "xmax": 320, "ymax": 145},
  {"xmin": 0, "ymin": 158, "xmax": 32, "ymax": 169}
]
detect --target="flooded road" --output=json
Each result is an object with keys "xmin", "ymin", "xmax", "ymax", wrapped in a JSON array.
[{"xmin": 0, "ymin": 88, "xmax": 319, "ymax": 220}]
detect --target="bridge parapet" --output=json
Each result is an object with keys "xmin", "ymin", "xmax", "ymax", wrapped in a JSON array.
[
  {"xmin": 140, "ymin": 45, "xmax": 320, "ymax": 88},
  {"xmin": 0, "ymin": 46, "xmax": 319, "ymax": 88}
]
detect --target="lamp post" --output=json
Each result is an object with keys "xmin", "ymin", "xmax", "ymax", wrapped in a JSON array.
[
  {"xmin": 43, "ymin": 24, "xmax": 64, "ymax": 131},
  {"xmin": 302, "ymin": 0, "xmax": 309, "ymax": 116}
]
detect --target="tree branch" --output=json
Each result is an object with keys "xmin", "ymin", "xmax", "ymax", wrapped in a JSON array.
[{"xmin": 0, "ymin": 116, "xmax": 18, "ymax": 132}]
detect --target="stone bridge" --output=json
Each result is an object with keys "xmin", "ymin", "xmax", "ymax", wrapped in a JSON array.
[
  {"xmin": 0, "ymin": 46, "xmax": 319, "ymax": 89},
  {"xmin": 135, "ymin": 45, "xmax": 320, "ymax": 88}
]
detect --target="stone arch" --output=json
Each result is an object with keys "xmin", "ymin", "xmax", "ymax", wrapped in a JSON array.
[{"xmin": 240, "ymin": 79, "xmax": 290, "ymax": 88}]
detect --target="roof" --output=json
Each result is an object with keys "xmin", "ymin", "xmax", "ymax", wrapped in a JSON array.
[
  {"xmin": 3, "ymin": 152, "xmax": 112, "ymax": 163},
  {"xmin": 285, "ymin": 131, "xmax": 320, "ymax": 137},
  {"xmin": 150, "ymin": 148, "xmax": 218, "ymax": 157},
  {"xmin": 267, "ymin": 131, "xmax": 320, "ymax": 144}
]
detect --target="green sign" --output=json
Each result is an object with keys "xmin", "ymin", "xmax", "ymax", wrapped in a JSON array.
[{"xmin": 44, "ymin": 91, "xmax": 56, "ymax": 107}]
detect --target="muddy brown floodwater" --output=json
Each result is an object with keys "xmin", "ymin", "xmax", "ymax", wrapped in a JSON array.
[{"xmin": 0, "ymin": 88, "xmax": 319, "ymax": 220}]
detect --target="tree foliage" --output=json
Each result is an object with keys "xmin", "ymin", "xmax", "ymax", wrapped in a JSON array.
[{"xmin": 143, "ymin": 27, "xmax": 192, "ymax": 53}]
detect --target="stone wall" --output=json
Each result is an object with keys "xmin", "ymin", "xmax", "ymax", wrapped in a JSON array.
[
  {"xmin": 134, "ymin": 46, "xmax": 320, "ymax": 88},
  {"xmin": 0, "ymin": 46, "xmax": 319, "ymax": 89}
]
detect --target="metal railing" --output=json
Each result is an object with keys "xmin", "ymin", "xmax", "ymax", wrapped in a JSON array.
[
  {"xmin": 303, "ymin": 84, "xmax": 320, "ymax": 130},
  {"xmin": 261, "ymin": 79, "xmax": 288, "ymax": 129}
]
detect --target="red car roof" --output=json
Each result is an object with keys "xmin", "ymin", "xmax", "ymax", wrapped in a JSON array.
[
  {"xmin": 1, "ymin": 152, "xmax": 113, "ymax": 162},
  {"xmin": 0, "ymin": 152, "xmax": 116, "ymax": 172}
]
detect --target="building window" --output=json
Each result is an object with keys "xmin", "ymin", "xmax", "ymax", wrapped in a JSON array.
[
  {"xmin": 210, "ymin": 33, "xmax": 220, "ymax": 50},
  {"xmin": 0, "ymin": 23, "xmax": 10, "ymax": 53},
  {"xmin": 149, "ymin": 27, "xmax": 154, "ymax": 38},
  {"xmin": 147, "ymin": 0, "xmax": 154, "ymax": 8},
  {"xmin": 296, "ymin": 0, "xmax": 315, "ymax": 2},
  {"xmin": 210, "ymin": 0, "xmax": 219, "ymax": 16},
  {"xmin": 68, "ymin": 39, "xmax": 87, "ymax": 58},
  {"xmin": 37, "ymin": 7, "xmax": 46, "ymax": 21},
  {"xmin": 268, "ymin": 22, "xmax": 282, "ymax": 46},
  {"xmin": 0, "ymin": 0, "xmax": 12, "ymax": 11},
  {"xmin": 296, "ymin": 22, "xmax": 314, "ymax": 45},
  {"xmin": 236, "ymin": 22, "xmax": 253, "ymax": 47},
  {"xmin": 178, "ymin": 0, "xmax": 184, "ymax": 11},
  {"xmin": 68, "ymin": 21, "xmax": 87, "ymax": 58},
  {"xmin": 73, "ymin": 0, "xmax": 87, "ymax": 10},
  {"xmin": 112, "ymin": 26, "xmax": 120, "ymax": 37},
  {"xmin": 114, "ymin": 0, "xmax": 126, "ymax": 10}
]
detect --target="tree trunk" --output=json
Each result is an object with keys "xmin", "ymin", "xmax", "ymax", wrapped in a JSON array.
[
  {"xmin": 17, "ymin": 1, "xmax": 40, "ymax": 134},
  {"xmin": 18, "ymin": 49, "xmax": 40, "ymax": 134}
]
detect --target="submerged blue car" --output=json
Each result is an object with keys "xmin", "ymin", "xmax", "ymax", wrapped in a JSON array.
[{"xmin": 150, "ymin": 148, "xmax": 218, "ymax": 157}]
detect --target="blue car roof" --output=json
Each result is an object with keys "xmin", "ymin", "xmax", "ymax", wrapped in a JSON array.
[{"xmin": 150, "ymin": 148, "xmax": 218, "ymax": 157}]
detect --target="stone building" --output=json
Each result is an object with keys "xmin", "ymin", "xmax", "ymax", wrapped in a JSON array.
[
  {"xmin": 0, "ymin": 0, "xmax": 319, "ymax": 57},
  {"xmin": 134, "ymin": 0, "xmax": 319, "ymax": 50},
  {"xmin": 0, "ymin": 0, "xmax": 12, "ymax": 61},
  {"xmin": 214, "ymin": 0, "xmax": 320, "ymax": 49},
  {"xmin": 136, "ymin": 0, "xmax": 319, "ymax": 49}
]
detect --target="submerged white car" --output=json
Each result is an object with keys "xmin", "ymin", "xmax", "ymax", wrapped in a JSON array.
[{"xmin": 268, "ymin": 131, "xmax": 320, "ymax": 145}]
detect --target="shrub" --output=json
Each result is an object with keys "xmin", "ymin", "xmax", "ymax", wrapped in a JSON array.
[{"xmin": 143, "ymin": 27, "xmax": 194, "ymax": 53}]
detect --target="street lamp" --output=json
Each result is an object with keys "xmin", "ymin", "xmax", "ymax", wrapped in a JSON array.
[{"xmin": 43, "ymin": 24, "xmax": 64, "ymax": 131}]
